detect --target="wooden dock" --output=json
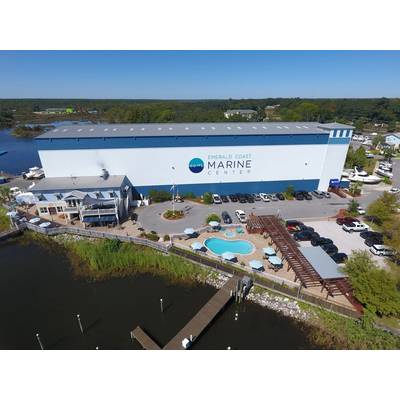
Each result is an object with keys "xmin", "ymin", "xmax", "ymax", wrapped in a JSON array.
[
  {"xmin": 163, "ymin": 276, "xmax": 239, "ymax": 350},
  {"xmin": 131, "ymin": 326, "xmax": 161, "ymax": 350}
]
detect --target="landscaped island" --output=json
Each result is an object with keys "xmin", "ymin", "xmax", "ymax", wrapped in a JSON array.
[{"xmin": 12, "ymin": 125, "xmax": 46, "ymax": 138}]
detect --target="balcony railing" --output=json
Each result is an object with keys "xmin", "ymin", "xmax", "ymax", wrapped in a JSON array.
[
  {"xmin": 64, "ymin": 207, "xmax": 79, "ymax": 213},
  {"xmin": 80, "ymin": 208, "xmax": 117, "ymax": 216}
]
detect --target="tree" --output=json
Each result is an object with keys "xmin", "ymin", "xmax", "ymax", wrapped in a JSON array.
[
  {"xmin": 345, "ymin": 146, "xmax": 368, "ymax": 169},
  {"xmin": 387, "ymin": 120, "xmax": 397, "ymax": 132},
  {"xmin": 206, "ymin": 214, "xmax": 221, "ymax": 223},
  {"xmin": 382, "ymin": 217, "xmax": 400, "ymax": 263},
  {"xmin": 372, "ymin": 134, "xmax": 385, "ymax": 148},
  {"xmin": 344, "ymin": 251, "xmax": 400, "ymax": 317},
  {"xmin": 0, "ymin": 187, "xmax": 10, "ymax": 204},
  {"xmin": 347, "ymin": 199, "xmax": 359, "ymax": 215},
  {"xmin": 349, "ymin": 182, "xmax": 362, "ymax": 197},
  {"xmin": 366, "ymin": 192, "xmax": 398, "ymax": 225},
  {"xmin": 203, "ymin": 192, "xmax": 213, "ymax": 204},
  {"xmin": 284, "ymin": 185, "xmax": 295, "ymax": 199},
  {"xmin": 383, "ymin": 147, "xmax": 395, "ymax": 161}
]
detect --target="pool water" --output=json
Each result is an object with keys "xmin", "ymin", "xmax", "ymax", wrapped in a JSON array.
[
  {"xmin": 204, "ymin": 237, "xmax": 254, "ymax": 255},
  {"xmin": 224, "ymin": 230, "xmax": 236, "ymax": 238}
]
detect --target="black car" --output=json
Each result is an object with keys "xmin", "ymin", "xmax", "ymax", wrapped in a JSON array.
[
  {"xmin": 220, "ymin": 195, "xmax": 229, "ymax": 203},
  {"xmin": 229, "ymin": 194, "xmax": 238, "ymax": 202},
  {"xmin": 365, "ymin": 236, "xmax": 384, "ymax": 247},
  {"xmin": 245, "ymin": 194, "xmax": 255, "ymax": 203},
  {"xmin": 360, "ymin": 231, "xmax": 382, "ymax": 240},
  {"xmin": 221, "ymin": 211, "xmax": 232, "ymax": 224},
  {"xmin": 294, "ymin": 230, "xmax": 320, "ymax": 241},
  {"xmin": 331, "ymin": 252, "xmax": 348, "ymax": 263},
  {"xmin": 237, "ymin": 193, "xmax": 247, "ymax": 203},
  {"xmin": 298, "ymin": 225, "xmax": 314, "ymax": 232},
  {"xmin": 321, "ymin": 243, "xmax": 338, "ymax": 256},
  {"xmin": 294, "ymin": 191, "xmax": 304, "ymax": 200},
  {"xmin": 311, "ymin": 237, "xmax": 333, "ymax": 246},
  {"xmin": 302, "ymin": 191, "xmax": 312, "ymax": 200},
  {"xmin": 276, "ymin": 192, "xmax": 285, "ymax": 200}
]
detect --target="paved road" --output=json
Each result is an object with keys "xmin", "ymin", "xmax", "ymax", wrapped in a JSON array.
[{"xmin": 135, "ymin": 185, "xmax": 389, "ymax": 235}]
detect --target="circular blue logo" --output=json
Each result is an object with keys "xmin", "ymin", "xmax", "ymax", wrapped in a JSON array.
[{"xmin": 189, "ymin": 158, "xmax": 204, "ymax": 173}]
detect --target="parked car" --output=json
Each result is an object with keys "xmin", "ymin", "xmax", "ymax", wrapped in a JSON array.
[
  {"xmin": 343, "ymin": 222, "xmax": 369, "ymax": 233},
  {"xmin": 221, "ymin": 211, "xmax": 232, "ymax": 224},
  {"xmin": 298, "ymin": 225, "xmax": 314, "ymax": 232},
  {"xmin": 365, "ymin": 236, "xmax": 384, "ymax": 247},
  {"xmin": 237, "ymin": 193, "xmax": 247, "ymax": 203},
  {"xmin": 294, "ymin": 191, "xmax": 304, "ymax": 200},
  {"xmin": 259, "ymin": 193, "xmax": 270, "ymax": 202},
  {"xmin": 252, "ymin": 193, "xmax": 261, "ymax": 201},
  {"xmin": 220, "ymin": 194, "xmax": 229, "ymax": 203},
  {"xmin": 286, "ymin": 220, "xmax": 304, "ymax": 232},
  {"xmin": 212, "ymin": 194, "xmax": 222, "ymax": 204},
  {"xmin": 321, "ymin": 243, "xmax": 338, "ymax": 256},
  {"xmin": 322, "ymin": 191, "xmax": 331, "ymax": 198},
  {"xmin": 389, "ymin": 187, "xmax": 400, "ymax": 194},
  {"xmin": 370, "ymin": 245, "xmax": 394, "ymax": 257},
  {"xmin": 229, "ymin": 194, "xmax": 238, "ymax": 202},
  {"xmin": 302, "ymin": 191, "xmax": 312, "ymax": 200},
  {"xmin": 294, "ymin": 230, "xmax": 320, "ymax": 241},
  {"xmin": 276, "ymin": 192, "xmax": 285, "ymax": 200},
  {"xmin": 311, "ymin": 237, "xmax": 333, "ymax": 246},
  {"xmin": 268, "ymin": 193, "xmax": 278, "ymax": 201},
  {"xmin": 360, "ymin": 231, "xmax": 382, "ymax": 240},
  {"xmin": 312, "ymin": 190, "xmax": 324, "ymax": 199},
  {"xmin": 336, "ymin": 216, "xmax": 359, "ymax": 225},
  {"xmin": 245, "ymin": 193, "xmax": 255, "ymax": 203},
  {"xmin": 235, "ymin": 209, "xmax": 247, "ymax": 223},
  {"xmin": 331, "ymin": 252, "xmax": 348, "ymax": 264},
  {"xmin": 357, "ymin": 206, "xmax": 366, "ymax": 215}
]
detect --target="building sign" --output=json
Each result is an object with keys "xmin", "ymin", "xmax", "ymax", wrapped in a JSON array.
[{"xmin": 188, "ymin": 153, "xmax": 252, "ymax": 176}]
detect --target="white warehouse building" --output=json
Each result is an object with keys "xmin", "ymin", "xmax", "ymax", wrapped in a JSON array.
[{"xmin": 32, "ymin": 122, "xmax": 353, "ymax": 205}]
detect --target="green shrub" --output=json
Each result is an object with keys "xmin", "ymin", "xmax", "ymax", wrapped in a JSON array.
[
  {"xmin": 148, "ymin": 189, "xmax": 171, "ymax": 203},
  {"xmin": 163, "ymin": 210, "xmax": 184, "ymax": 220},
  {"xmin": 203, "ymin": 192, "xmax": 213, "ymax": 204},
  {"xmin": 139, "ymin": 232, "xmax": 160, "ymax": 242},
  {"xmin": 183, "ymin": 192, "xmax": 196, "ymax": 199},
  {"xmin": 163, "ymin": 234, "xmax": 170, "ymax": 241},
  {"xmin": 206, "ymin": 213, "xmax": 221, "ymax": 224},
  {"xmin": 284, "ymin": 185, "xmax": 295, "ymax": 200}
]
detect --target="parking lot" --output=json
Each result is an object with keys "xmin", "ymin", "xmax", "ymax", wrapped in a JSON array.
[{"xmin": 298, "ymin": 219, "xmax": 387, "ymax": 268}]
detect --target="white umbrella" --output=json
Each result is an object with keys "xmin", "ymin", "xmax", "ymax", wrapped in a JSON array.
[
  {"xmin": 263, "ymin": 247, "xmax": 276, "ymax": 256},
  {"xmin": 249, "ymin": 260, "xmax": 264, "ymax": 271},
  {"xmin": 29, "ymin": 217, "xmax": 41, "ymax": 224},
  {"xmin": 222, "ymin": 251, "xmax": 236, "ymax": 261},
  {"xmin": 208, "ymin": 221, "xmax": 220, "ymax": 228},
  {"xmin": 190, "ymin": 242, "xmax": 203, "ymax": 251},
  {"xmin": 184, "ymin": 228, "xmax": 195, "ymax": 235}
]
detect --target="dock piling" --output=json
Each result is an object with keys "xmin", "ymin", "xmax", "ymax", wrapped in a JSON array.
[
  {"xmin": 36, "ymin": 333, "xmax": 44, "ymax": 350},
  {"xmin": 76, "ymin": 314, "xmax": 84, "ymax": 333}
]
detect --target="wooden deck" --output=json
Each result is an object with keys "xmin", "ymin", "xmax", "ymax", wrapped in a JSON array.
[
  {"xmin": 131, "ymin": 326, "xmax": 161, "ymax": 350},
  {"xmin": 163, "ymin": 276, "xmax": 239, "ymax": 350}
]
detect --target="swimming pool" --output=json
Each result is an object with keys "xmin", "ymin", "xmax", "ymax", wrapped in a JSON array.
[{"xmin": 204, "ymin": 237, "xmax": 255, "ymax": 255}]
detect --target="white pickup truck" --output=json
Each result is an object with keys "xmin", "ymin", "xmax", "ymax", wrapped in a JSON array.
[{"xmin": 343, "ymin": 222, "xmax": 369, "ymax": 233}]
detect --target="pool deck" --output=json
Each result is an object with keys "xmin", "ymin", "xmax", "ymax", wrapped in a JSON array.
[{"xmin": 174, "ymin": 228, "xmax": 355, "ymax": 310}]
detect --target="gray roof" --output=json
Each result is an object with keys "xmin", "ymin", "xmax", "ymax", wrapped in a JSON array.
[
  {"xmin": 299, "ymin": 246, "xmax": 346, "ymax": 280},
  {"xmin": 36, "ymin": 122, "xmax": 354, "ymax": 140},
  {"xmin": 30, "ymin": 175, "xmax": 127, "ymax": 192},
  {"xmin": 225, "ymin": 109, "xmax": 257, "ymax": 114}
]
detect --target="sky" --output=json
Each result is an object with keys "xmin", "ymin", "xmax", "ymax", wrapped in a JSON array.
[{"xmin": 0, "ymin": 51, "xmax": 399, "ymax": 99}]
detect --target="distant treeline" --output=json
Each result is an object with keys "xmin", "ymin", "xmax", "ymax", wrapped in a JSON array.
[{"xmin": 1, "ymin": 98, "xmax": 400, "ymax": 129}]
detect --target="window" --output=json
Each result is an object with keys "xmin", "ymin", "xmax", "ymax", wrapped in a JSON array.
[
  {"xmin": 109, "ymin": 192, "xmax": 116, "ymax": 198},
  {"xmin": 56, "ymin": 206, "xmax": 63, "ymax": 212},
  {"xmin": 336, "ymin": 130, "xmax": 341, "ymax": 137},
  {"xmin": 343, "ymin": 130, "xmax": 348, "ymax": 137},
  {"xmin": 39, "ymin": 207, "xmax": 48, "ymax": 214}
]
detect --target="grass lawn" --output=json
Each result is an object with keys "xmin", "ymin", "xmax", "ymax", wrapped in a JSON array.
[{"xmin": 0, "ymin": 207, "xmax": 10, "ymax": 232}]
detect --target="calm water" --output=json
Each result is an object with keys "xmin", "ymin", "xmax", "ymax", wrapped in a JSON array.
[
  {"xmin": 0, "ymin": 121, "xmax": 93, "ymax": 174},
  {"xmin": 0, "ymin": 240, "xmax": 314, "ymax": 350}
]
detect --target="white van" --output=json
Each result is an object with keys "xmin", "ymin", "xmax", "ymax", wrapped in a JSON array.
[{"xmin": 212, "ymin": 194, "xmax": 222, "ymax": 204}]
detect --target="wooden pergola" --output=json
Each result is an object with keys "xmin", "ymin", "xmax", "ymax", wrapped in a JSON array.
[{"xmin": 246, "ymin": 214, "xmax": 363, "ymax": 313}]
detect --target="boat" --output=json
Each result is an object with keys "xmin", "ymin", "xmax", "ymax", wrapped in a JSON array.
[
  {"xmin": 23, "ymin": 166, "xmax": 45, "ymax": 180},
  {"xmin": 0, "ymin": 150, "xmax": 7, "ymax": 156},
  {"xmin": 348, "ymin": 167, "xmax": 382, "ymax": 184},
  {"xmin": 375, "ymin": 169, "xmax": 393, "ymax": 179}
]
